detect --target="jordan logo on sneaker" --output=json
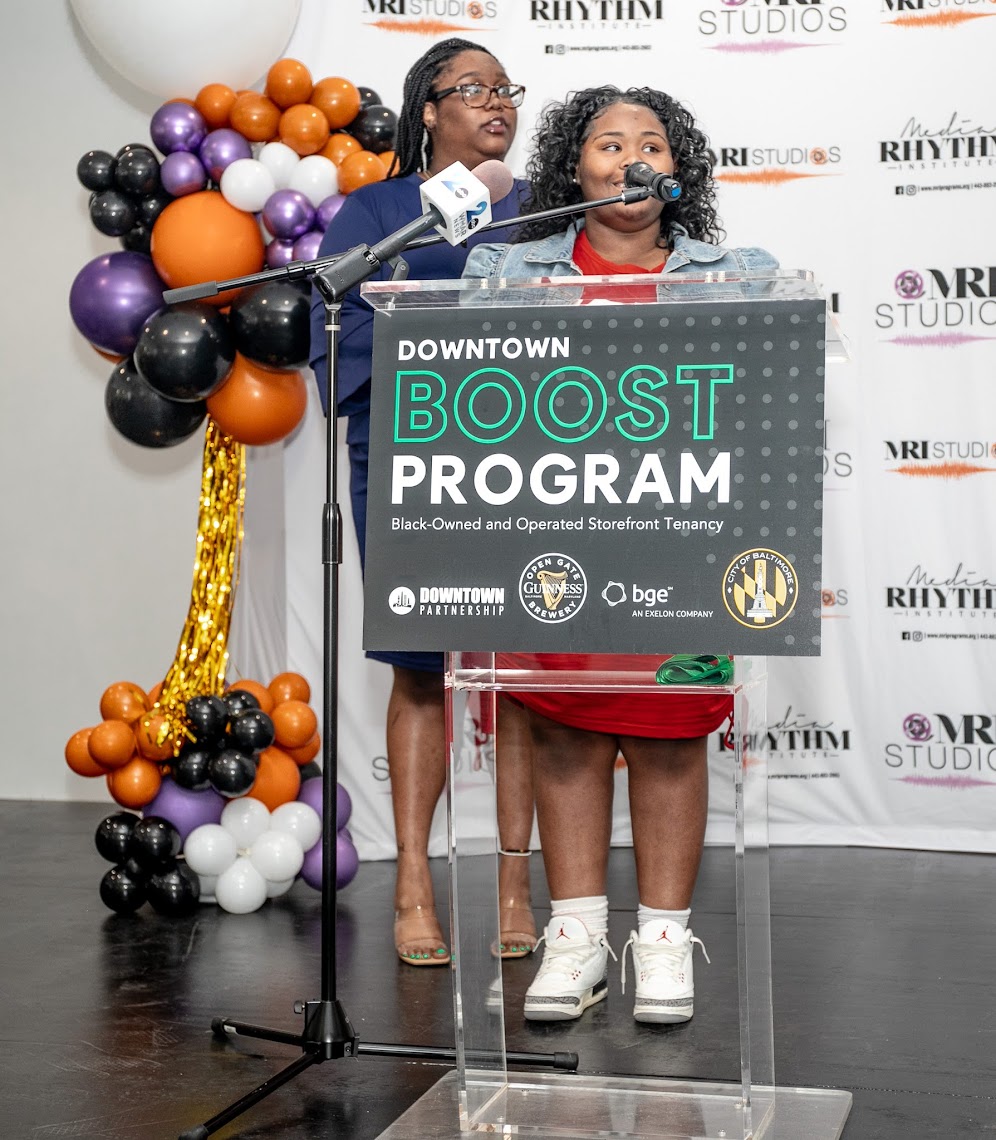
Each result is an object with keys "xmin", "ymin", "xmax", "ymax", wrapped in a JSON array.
[
  {"xmin": 555, "ymin": 923, "xmax": 570, "ymax": 940},
  {"xmin": 656, "ymin": 929, "xmax": 672, "ymax": 943}
]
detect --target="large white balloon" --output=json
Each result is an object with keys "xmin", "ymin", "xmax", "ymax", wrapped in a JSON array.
[
  {"xmin": 69, "ymin": 0, "xmax": 302, "ymax": 98},
  {"xmin": 184, "ymin": 824, "xmax": 238, "ymax": 876},
  {"xmin": 249, "ymin": 830, "xmax": 305, "ymax": 882},
  {"xmin": 221, "ymin": 798, "xmax": 271, "ymax": 849},
  {"xmin": 221, "ymin": 159, "xmax": 277, "ymax": 214},
  {"xmin": 288, "ymin": 156, "xmax": 339, "ymax": 207},
  {"xmin": 257, "ymin": 142, "xmax": 300, "ymax": 190},
  {"xmin": 269, "ymin": 802, "xmax": 322, "ymax": 852},
  {"xmin": 215, "ymin": 856, "xmax": 268, "ymax": 914}
]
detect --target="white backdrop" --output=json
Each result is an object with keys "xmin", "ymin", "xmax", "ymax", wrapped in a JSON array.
[{"xmin": 10, "ymin": 2, "xmax": 994, "ymax": 858}]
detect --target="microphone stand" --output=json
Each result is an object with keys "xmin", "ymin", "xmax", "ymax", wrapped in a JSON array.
[{"xmin": 172, "ymin": 210, "xmax": 602, "ymax": 1139}]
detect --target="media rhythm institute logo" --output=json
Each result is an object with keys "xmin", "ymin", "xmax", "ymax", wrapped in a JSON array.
[
  {"xmin": 519, "ymin": 552, "xmax": 587, "ymax": 623},
  {"xmin": 700, "ymin": 0, "xmax": 848, "ymax": 53},
  {"xmin": 722, "ymin": 548, "xmax": 798, "ymax": 628},
  {"xmin": 880, "ymin": 0, "xmax": 996, "ymax": 30},
  {"xmin": 362, "ymin": 0, "xmax": 499, "ymax": 35}
]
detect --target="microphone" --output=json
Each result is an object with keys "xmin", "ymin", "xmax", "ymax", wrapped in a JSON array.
[
  {"xmin": 624, "ymin": 162, "xmax": 681, "ymax": 202},
  {"xmin": 418, "ymin": 160, "xmax": 494, "ymax": 245}
]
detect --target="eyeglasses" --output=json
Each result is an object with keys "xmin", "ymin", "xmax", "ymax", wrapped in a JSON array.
[{"xmin": 429, "ymin": 83, "xmax": 526, "ymax": 109}]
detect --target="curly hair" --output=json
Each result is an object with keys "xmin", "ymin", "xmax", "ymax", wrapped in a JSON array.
[
  {"xmin": 389, "ymin": 38, "xmax": 498, "ymax": 178},
  {"xmin": 517, "ymin": 86, "xmax": 723, "ymax": 246}
]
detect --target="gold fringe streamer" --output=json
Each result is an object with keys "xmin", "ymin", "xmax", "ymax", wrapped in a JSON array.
[{"xmin": 141, "ymin": 419, "xmax": 246, "ymax": 754}]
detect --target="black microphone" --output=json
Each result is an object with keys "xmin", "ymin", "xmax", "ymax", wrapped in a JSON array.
[{"xmin": 624, "ymin": 162, "xmax": 681, "ymax": 202}]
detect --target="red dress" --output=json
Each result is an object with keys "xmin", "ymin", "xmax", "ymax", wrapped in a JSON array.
[{"xmin": 502, "ymin": 233, "xmax": 731, "ymax": 740}]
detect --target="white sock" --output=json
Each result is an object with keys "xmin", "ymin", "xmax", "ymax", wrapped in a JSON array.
[
  {"xmin": 637, "ymin": 905, "xmax": 690, "ymax": 933},
  {"xmin": 551, "ymin": 895, "xmax": 608, "ymax": 937}
]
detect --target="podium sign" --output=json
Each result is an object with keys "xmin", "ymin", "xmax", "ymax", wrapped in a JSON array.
[{"xmin": 363, "ymin": 277, "xmax": 827, "ymax": 655}]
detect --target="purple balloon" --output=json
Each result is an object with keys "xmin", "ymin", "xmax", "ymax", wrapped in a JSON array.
[
  {"xmin": 69, "ymin": 251, "xmax": 166, "ymax": 356},
  {"xmin": 336, "ymin": 783, "xmax": 352, "ymax": 830},
  {"xmin": 298, "ymin": 776, "xmax": 323, "ymax": 816},
  {"xmin": 144, "ymin": 779, "xmax": 225, "ymax": 844},
  {"xmin": 292, "ymin": 231, "xmax": 323, "ymax": 262},
  {"xmin": 316, "ymin": 194, "xmax": 346, "ymax": 231},
  {"xmin": 198, "ymin": 129, "xmax": 252, "ymax": 183},
  {"xmin": 161, "ymin": 150, "xmax": 208, "ymax": 197},
  {"xmin": 262, "ymin": 189, "xmax": 316, "ymax": 240},
  {"xmin": 150, "ymin": 101, "xmax": 208, "ymax": 155},
  {"xmin": 265, "ymin": 238, "xmax": 297, "ymax": 269},
  {"xmin": 299, "ymin": 831, "xmax": 359, "ymax": 891}
]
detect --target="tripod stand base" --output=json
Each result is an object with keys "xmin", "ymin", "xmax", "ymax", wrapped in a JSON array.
[{"xmin": 374, "ymin": 1070, "xmax": 852, "ymax": 1140}]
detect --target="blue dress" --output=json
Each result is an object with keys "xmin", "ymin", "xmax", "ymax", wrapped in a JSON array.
[{"xmin": 308, "ymin": 172, "xmax": 529, "ymax": 671}]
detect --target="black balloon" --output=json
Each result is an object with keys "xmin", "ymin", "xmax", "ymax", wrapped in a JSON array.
[
  {"xmin": 128, "ymin": 816, "xmax": 182, "ymax": 873},
  {"xmin": 95, "ymin": 812, "xmax": 139, "ymax": 864},
  {"xmin": 186, "ymin": 694, "xmax": 229, "ymax": 746},
  {"xmin": 134, "ymin": 302, "xmax": 235, "ymax": 402},
  {"xmin": 99, "ymin": 865, "xmax": 148, "ymax": 913},
  {"xmin": 77, "ymin": 149, "xmax": 116, "ymax": 191},
  {"xmin": 105, "ymin": 359, "xmax": 206, "ymax": 448},
  {"xmin": 173, "ymin": 745, "xmax": 214, "ymax": 791},
  {"xmin": 89, "ymin": 189, "xmax": 137, "ymax": 237},
  {"xmin": 356, "ymin": 86, "xmax": 382, "ymax": 110},
  {"xmin": 147, "ymin": 861, "xmax": 200, "ymax": 916},
  {"xmin": 348, "ymin": 104, "xmax": 398, "ymax": 154},
  {"xmin": 209, "ymin": 748, "xmax": 258, "ymax": 798},
  {"xmin": 116, "ymin": 142, "xmax": 156, "ymax": 161},
  {"xmin": 120, "ymin": 222, "xmax": 152, "ymax": 254},
  {"xmin": 114, "ymin": 147, "xmax": 161, "ymax": 197},
  {"xmin": 229, "ymin": 709, "xmax": 276, "ymax": 755},
  {"xmin": 222, "ymin": 689, "xmax": 260, "ymax": 718},
  {"xmin": 229, "ymin": 281, "xmax": 311, "ymax": 371},
  {"xmin": 138, "ymin": 191, "xmax": 173, "ymax": 228},
  {"xmin": 299, "ymin": 761, "xmax": 322, "ymax": 782}
]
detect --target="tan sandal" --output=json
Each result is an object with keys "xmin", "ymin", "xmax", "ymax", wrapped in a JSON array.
[
  {"xmin": 498, "ymin": 899, "xmax": 537, "ymax": 959},
  {"xmin": 394, "ymin": 905, "xmax": 451, "ymax": 966}
]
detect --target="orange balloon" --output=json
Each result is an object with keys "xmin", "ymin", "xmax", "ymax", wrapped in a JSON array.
[
  {"xmin": 147, "ymin": 680, "xmax": 165, "ymax": 706},
  {"xmin": 107, "ymin": 757, "xmax": 163, "ymax": 809},
  {"xmin": 229, "ymin": 91, "xmax": 281, "ymax": 142},
  {"xmin": 378, "ymin": 150, "xmax": 397, "ymax": 175},
  {"xmin": 99, "ymin": 681, "xmax": 149, "ymax": 724},
  {"xmin": 226, "ymin": 678, "xmax": 275, "ymax": 715},
  {"xmin": 269, "ymin": 671, "xmax": 311, "ymax": 704},
  {"xmin": 151, "ymin": 190, "xmax": 265, "ymax": 307},
  {"xmin": 87, "ymin": 719, "xmax": 137, "ymax": 770},
  {"xmin": 271, "ymin": 699, "xmax": 318, "ymax": 750},
  {"xmin": 66, "ymin": 727, "xmax": 105, "ymax": 777},
  {"xmin": 266, "ymin": 58, "xmax": 313, "ymax": 109},
  {"xmin": 247, "ymin": 746, "xmax": 301, "ymax": 811},
  {"xmin": 285, "ymin": 732, "xmax": 321, "ymax": 766},
  {"xmin": 319, "ymin": 132, "xmax": 362, "ymax": 166},
  {"xmin": 338, "ymin": 150, "xmax": 386, "ymax": 194},
  {"xmin": 92, "ymin": 345, "xmax": 124, "ymax": 364},
  {"xmin": 134, "ymin": 713, "xmax": 175, "ymax": 762},
  {"xmin": 195, "ymin": 82, "xmax": 238, "ymax": 129},
  {"xmin": 310, "ymin": 77, "xmax": 361, "ymax": 130},
  {"xmin": 207, "ymin": 354, "xmax": 306, "ymax": 446},
  {"xmin": 279, "ymin": 103, "xmax": 330, "ymax": 156}
]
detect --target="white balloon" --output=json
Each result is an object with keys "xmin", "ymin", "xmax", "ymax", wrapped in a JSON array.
[
  {"xmin": 269, "ymin": 802, "xmax": 322, "ymax": 852},
  {"xmin": 258, "ymin": 142, "xmax": 301, "ymax": 190},
  {"xmin": 221, "ymin": 798, "xmax": 271, "ymax": 849},
  {"xmin": 221, "ymin": 158, "xmax": 277, "ymax": 214},
  {"xmin": 288, "ymin": 156, "xmax": 339, "ymax": 207},
  {"xmin": 196, "ymin": 874, "xmax": 218, "ymax": 904},
  {"xmin": 68, "ymin": 0, "xmax": 302, "ymax": 98},
  {"xmin": 183, "ymin": 824, "xmax": 237, "ymax": 876},
  {"xmin": 249, "ymin": 830, "xmax": 304, "ymax": 882},
  {"xmin": 215, "ymin": 856, "xmax": 268, "ymax": 914},
  {"xmin": 266, "ymin": 877, "xmax": 295, "ymax": 899}
]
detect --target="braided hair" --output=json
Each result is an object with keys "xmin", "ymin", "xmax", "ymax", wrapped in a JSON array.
[
  {"xmin": 389, "ymin": 38, "xmax": 498, "ymax": 178},
  {"xmin": 517, "ymin": 86, "xmax": 724, "ymax": 246}
]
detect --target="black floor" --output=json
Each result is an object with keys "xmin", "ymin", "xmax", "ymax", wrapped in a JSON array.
[{"xmin": 4, "ymin": 800, "xmax": 994, "ymax": 1139}]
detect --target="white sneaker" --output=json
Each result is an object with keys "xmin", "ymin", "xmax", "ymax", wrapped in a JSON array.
[
  {"xmin": 523, "ymin": 915, "xmax": 616, "ymax": 1022},
  {"xmin": 621, "ymin": 919, "xmax": 710, "ymax": 1024}
]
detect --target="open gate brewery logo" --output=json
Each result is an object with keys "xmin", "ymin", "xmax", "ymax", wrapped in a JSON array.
[
  {"xmin": 876, "ymin": 265, "xmax": 996, "ymax": 346},
  {"xmin": 519, "ymin": 553, "xmax": 587, "ymax": 623},
  {"xmin": 722, "ymin": 548, "xmax": 798, "ymax": 628},
  {"xmin": 886, "ymin": 711, "xmax": 996, "ymax": 786},
  {"xmin": 699, "ymin": 0, "xmax": 847, "ymax": 51},
  {"xmin": 880, "ymin": 0, "xmax": 996, "ymax": 29}
]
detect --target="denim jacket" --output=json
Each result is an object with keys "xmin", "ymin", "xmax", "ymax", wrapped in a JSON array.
[{"xmin": 462, "ymin": 221, "xmax": 778, "ymax": 301}]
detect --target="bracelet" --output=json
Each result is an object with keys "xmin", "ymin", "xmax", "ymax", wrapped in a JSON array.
[{"xmin": 499, "ymin": 848, "xmax": 531, "ymax": 857}]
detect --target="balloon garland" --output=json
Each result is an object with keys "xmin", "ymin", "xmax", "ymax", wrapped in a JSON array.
[{"xmin": 67, "ymin": 57, "xmax": 381, "ymax": 912}]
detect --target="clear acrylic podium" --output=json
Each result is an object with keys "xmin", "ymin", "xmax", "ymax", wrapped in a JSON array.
[{"xmin": 364, "ymin": 271, "xmax": 852, "ymax": 1139}]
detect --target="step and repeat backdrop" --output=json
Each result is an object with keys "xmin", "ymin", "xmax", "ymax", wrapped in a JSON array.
[{"xmin": 238, "ymin": 0, "xmax": 996, "ymax": 858}]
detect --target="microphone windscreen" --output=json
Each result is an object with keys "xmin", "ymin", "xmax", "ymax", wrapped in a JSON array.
[{"xmin": 471, "ymin": 159, "xmax": 515, "ymax": 204}]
